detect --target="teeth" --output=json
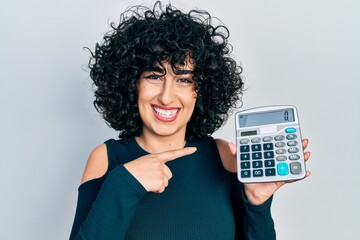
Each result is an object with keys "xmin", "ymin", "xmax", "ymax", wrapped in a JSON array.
[{"xmin": 153, "ymin": 106, "xmax": 178, "ymax": 118}]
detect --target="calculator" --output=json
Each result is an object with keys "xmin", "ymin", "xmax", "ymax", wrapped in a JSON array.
[{"xmin": 235, "ymin": 105, "xmax": 306, "ymax": 183}]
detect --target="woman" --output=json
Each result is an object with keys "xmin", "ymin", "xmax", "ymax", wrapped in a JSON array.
[{"xmin": 70, "ymin": 2, "xmax": 311, "ymax": 239}]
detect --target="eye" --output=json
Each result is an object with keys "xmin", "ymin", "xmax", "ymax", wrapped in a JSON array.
[
  {"xmin": 177, "ymin": 78, "xmax": 194, "ymax": 85},
  {"xmin": 143, "ymin": 73, "xmax": 164, "ymax": 83},
  {"xmin": 145, "ymin": 74, "xmax": 162, "ymax": 80}
]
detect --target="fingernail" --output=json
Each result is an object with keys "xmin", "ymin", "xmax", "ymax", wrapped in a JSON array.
[{"xmin": 189, "ymin": 147, "xmax": 197, "ymax": 152}]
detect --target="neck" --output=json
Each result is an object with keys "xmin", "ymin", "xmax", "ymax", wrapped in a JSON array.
[{"xmin": 135, "ymin": 132, "xmax": 187, "ymax": 153}]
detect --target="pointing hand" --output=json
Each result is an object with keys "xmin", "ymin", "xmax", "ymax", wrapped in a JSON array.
[{"xmin": 124, "ymin": 147, "xmax": 197, "ymax": 193}]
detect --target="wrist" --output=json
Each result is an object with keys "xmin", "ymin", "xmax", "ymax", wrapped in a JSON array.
[{"xmin": 244, "ymin": 186, "xmax": 271, "ymax": 205}]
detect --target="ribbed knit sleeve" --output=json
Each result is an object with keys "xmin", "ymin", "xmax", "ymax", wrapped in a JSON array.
[
  {"xmin": 70, "ymin": 165, "xmax": 147, "ymax": 240},
  {"xmin": 233, "ymin": 178, "xmax": 276, "ymax": 240}
]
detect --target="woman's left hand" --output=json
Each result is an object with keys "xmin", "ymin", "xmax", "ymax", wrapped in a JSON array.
[{"xmin": 228, "ymin": 139, "xmax": 311, "ymax": 205}]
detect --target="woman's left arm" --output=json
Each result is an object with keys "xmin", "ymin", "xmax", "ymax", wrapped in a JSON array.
[
  {"xmin": 216, "ymin": 138, "xmax": 311, "ymax": 205},
  {"xmin": 216, "ymin": 138, "xmax": 311, "ymax": 239}
]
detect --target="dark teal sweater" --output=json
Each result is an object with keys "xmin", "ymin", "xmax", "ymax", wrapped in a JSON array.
[{"xmin": 70, "ymin": 136, "xmax": 276, "ymax": 239}]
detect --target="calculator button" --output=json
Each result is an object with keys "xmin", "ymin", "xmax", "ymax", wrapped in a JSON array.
[
  {"xmin": 240, "ymin": 153, "xmax": 250, "ymax": 161},
  {"xmin": 252, "ymin": 161, "xmax": 263, "ymax": 168},
  {"xmin": 275, "ymin": 142, "xmax": 286, "ymax": 148},
  {"xmin": 276, "ymin": 149, "xmax": 286, "ymax": 154},
  {"xmin": 277, "ymin": 163, "xmax": 289, "ymax": 176},
  {"xmin": 290, "ymin": 162, "xmax": 302, "ymax": 174},
  {"xmin": 240, "ymin": 139, "xmax": 250, "ymax": 144},
  {"xmin": 276, "ymin": 156, "xmax": 287, "ymax": 161},
  {"xmin": 265, "ymin": 159, "xmax": 275, "ymax": 167},
  {"xmin": 240, "ymin": 145, "xmax": 250, "ymax": 152},
  {"xmin": 275, "ymin": 135, "xmax": 285, "ymax": 141},
  {"xmin": 285, "ymin": 127, "xmax": 296, "ymax": 133},
  {"xmin": 286, "ymin": 134, "xmax": 297, "ymax": 140},
  {"xmin": 251, "ymin": 137, "xmax": 261, "ymax": 143},
  {"xmin": 264, "ymin": 151, "xmax": 274, "ymax": 159},
  {"xmin": 288, "ymin": 147, "xmax": 299, "ymax": 153},
  {"xmin": 253, "ymin": 169, "xmax": 263, "ymax": 177},
  {"xmin": 252, "ymin": 144, "xmax": 262, "ymax": 152},
  {"xmin": 240, "ymin": 161, "xmax": 251, "ymax": 169},
  {"xmin": 287, "ymin": 141, "xmax": 298, "ymax": 147},
  {"xmin": 289, "ymin": 154, "xmax": 300, "ymax": 160},
  {"xmin": 241, "ymin": 170, "xmax": 251, "ymax": 178},
  {"xmin": 252, "ymin": 152, "xmax": 262, "ymax": 160},
  {"xmin": 263, "ymin": 143, "xmax": 274, "ymax": 150},
  {"xmin": 265, "ymin": 168, "xmax": 276, "ymax": 176},
  {"xmin": 263, "ymin": 136, "xmax": 273, "ymax": 142}
]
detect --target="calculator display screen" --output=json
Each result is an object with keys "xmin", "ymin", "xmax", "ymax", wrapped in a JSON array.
[{"xmin": 239, "ymin": 108, "xmax": 295, "ymax": 127}]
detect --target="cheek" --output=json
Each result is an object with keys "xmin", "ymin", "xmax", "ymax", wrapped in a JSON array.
[
  {"xmin": 137, "ymin": 84, "xmax": 152, "ymax": 104},
  {"xmin": 184, "ymin": 92, "xmax": 197, "ymax": 111}
]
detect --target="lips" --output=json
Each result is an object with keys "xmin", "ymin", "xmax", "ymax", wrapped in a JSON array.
[{"xmin": 152, "ymin": 105, "xmax": 180, "ymax": 122}]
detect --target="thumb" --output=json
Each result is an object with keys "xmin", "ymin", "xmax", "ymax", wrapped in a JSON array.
[{"xmin": 228, "ymin": 142, "xmax": 237, "ymax": 157}]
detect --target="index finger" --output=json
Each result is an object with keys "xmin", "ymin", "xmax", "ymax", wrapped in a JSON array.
[{"xmin": 159, "ymin": 147, "xmax": 197, "ymax": 163}]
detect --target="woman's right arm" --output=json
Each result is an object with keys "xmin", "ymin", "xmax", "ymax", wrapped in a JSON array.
[
  {"xmin": 69, "ymin": 144, "xmax": 197, "ymax": 239},
  {"xmin": 69, "ymin": 144, "xmax": 148, "ymax": 240}
]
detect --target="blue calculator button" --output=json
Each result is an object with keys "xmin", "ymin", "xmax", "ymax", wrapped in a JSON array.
[
  {"xmin": 285, "ymin": 127, "xmax": 296, "ymax": 133},
  {"xmin": 277, "ymin": 163, "xmax": 289, "ymax": 176}
]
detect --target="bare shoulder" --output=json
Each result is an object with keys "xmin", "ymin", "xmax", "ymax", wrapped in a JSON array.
[
  {"xmin": 215, "ymin": 138, "xmax": 237, "ymax": 173},
  {"xmin": 81, "ymin": 143, "xmax": 108, "ymax": 184}
]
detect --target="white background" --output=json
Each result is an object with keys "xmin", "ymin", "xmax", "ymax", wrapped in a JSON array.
[{"xmin": 1, "ymin": 0, "xmax": 359, "ymax": 239}]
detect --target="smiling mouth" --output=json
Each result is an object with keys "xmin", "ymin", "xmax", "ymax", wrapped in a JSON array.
[{"xmin": 152, "ymin": 105, "xmax": 180, "ymax": 122}]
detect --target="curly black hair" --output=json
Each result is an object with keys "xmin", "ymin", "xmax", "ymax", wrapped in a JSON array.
[{"xmin": 88, "ymin": 1, "xmax": 244, "ymax": 140}]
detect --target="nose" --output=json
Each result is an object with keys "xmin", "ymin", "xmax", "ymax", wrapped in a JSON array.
[{"xmin": 158, "ymin": 78, "xmax": 175, "ymax": 105}]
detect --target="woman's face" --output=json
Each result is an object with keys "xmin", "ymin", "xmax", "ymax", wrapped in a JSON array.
[{"xmin": 137, "ymin": 59, "xmax": 197, "ymax": 140}]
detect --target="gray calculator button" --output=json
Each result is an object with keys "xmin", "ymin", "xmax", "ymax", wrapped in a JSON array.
[
  {"xmin": 275, "ymin": 142, "xmax": 286, "ymax": 148},
  {"xmin": 240, "ymin": 139, "xmax": 250, "ymax": 144},
  {"xmin": 241, "ymin": 161, "xmax": 251, "ymax": 169},
  {"xmin": 288, "ymin": 147, "xmax": 299, "ymax": 153},
  {"xmin": 287, "ymin": 141, "xmax": 298, "ymax": 147},
  {"xmin": 289, "ymin": 154, "xmax": 300, "ymax": 160},
  {"xmin": 252, "ymin": 152, "xmax": 262, "ymax": 160},
  {"xmin": 286, "ymin": 134, "xmax": 297, "ymax": 140},
  {"xmin": 264, "ymin": 151, "xmax": 274, "ymax": 159},
  {"xmin": 252, "ymin": 144, "xmax": 262, "ymax": 152},
  {"xmin": 265, "ymin": 159, "xmax": 275, "ymax": 167},
  {"xmin": 290, "ymin": 162, "xmax": 302, "ymax": 174},
  {"xmin": 276, "ymin": 156, "xmax": 287, "ymax": 161},
  {"xmin": 240, "ymin": 153, "xmax": 250, "ymax": 160},
  {"xmin": 263, "ymin": 143, "xmax": 274, "ymax": 150},
  {"xmin": 252, "ymin": 161, "xmax": 263, "ymax": 168},
  {"xmin": 240, "ymin": 145, "xmax": 250, "ymax": 152},
  {"xmin": 275, "ymin": 135, "xmax": 285, "ymax": 141},
  {"xmin": 263, "ymin": 136, "xmax": 273, "ymax": 142},
  {"xmin": 265, "ymin": 168, "xmax": 276, "ymax": 176},
  {"xmin": 276, "ymin": 149, "xmax": 286, "ymax": 154},
  {"xmin": 251, "ymin": 137, "xmax": 261, "ymax": 143},
  {"xmin": 241, "ymin": 170, "xmax": 251, "ymax": 178},
  {"xmin": 253, "ymin": 169, "xmax": 263, "ymax": 177}
]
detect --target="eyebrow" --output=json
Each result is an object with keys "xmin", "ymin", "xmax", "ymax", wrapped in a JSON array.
[
  {"xmin": 145, "ymin": 67, "xmax": 194, "ymax": 76},
  {"xmin": 173, "ymin": 69, "xmax": 194, "ymax": 75}
]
